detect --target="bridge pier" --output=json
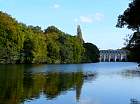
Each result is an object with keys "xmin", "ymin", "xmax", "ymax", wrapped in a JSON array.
[
  {"xmin": 103, "ymin": 55, "xmax": 106, "ymax": 62},
  {"xmin": 109, "ymin": 55, "xmax": 111, "ymax": 62}
]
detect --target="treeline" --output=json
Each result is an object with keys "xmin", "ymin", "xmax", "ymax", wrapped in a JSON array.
[
  {"xmin": 116, "ymin": 0, "xmax": 140, "ymax": 62},
  {"xmin": 0, "ymin": 11, "xmax": 99, "ymax": 64}
]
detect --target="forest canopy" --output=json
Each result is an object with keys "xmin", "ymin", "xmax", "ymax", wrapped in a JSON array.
[{"xmin": 0, "ymin": 11, "xmax": 99, "ymax": 64}]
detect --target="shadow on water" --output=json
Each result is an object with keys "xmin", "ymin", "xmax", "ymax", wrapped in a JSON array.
[{"xmin": 0, "ymin": 64, "xmax": 97, "ymax": 104}]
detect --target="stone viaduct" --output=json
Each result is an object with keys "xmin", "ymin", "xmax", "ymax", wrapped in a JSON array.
[{"xmin": 100, "ymin": 50, "xmax": 129, "ymax": 62}]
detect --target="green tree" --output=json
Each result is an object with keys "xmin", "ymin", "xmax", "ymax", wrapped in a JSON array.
[
  {"xmin": 116, "ymin": 0, "xmax": 140, "ymax": 31},
  {"xmin": 44, "ymin": 26, "xmax": 85, "ymax": 64},
  {"xmin": 77, "ymin": 25, "xmax": 84, "ymax": 44},
  {"xmin": 83, "ymin": 43, "xmax": 99, "ymax": 63},
  {"xmin": 116, "ymin": 0, "xmax": 140, "ymax": 62},
  {"xmin": 0, "ymin": 11, "xmax": 99, "ymax": 64},
  {"xmin": 0, "ymin": 11, "xmax": 23, "ymax": 63},
  {"xmin": 22, "ymin": 38, "xmax": 34, "ymax": 63},
  {"xmin": 28, "ymin": 25, "xmax": 43, "ymax": 33}
]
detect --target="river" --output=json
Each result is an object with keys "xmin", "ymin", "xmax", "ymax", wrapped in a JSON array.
[{"xmin": 0, "ymin": 62, "xmax": 139, "ymax": 104}]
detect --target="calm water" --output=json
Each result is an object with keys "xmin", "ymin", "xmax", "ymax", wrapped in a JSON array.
[{"xmin": 0, "ymin": 62, "xmax": 139, "ymax": 104}]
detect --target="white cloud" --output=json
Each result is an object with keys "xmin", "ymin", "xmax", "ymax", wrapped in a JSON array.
[
  {"xmin": 95, "ymin": 13, "xmax": 104, "ymax": 21},
  {"xmin": 80, "ymin": 16, "xmax": 93, "ymax": 23},
  {"xmin": 74, "ymin": 13, "xmax": 104, "ymax": 24},
  {"xmin": 53, "ymin": 4, "xmax": 60, "ymax": 9}
]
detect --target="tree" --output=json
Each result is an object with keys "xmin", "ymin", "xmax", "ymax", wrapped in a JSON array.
[
  {"xmin": 44, "ymin": 26, "xmax": 85, "ymax": 64},
  {"xmin": 28, "ymin": 25, "xmax": 43, "ymax": 33},
  {"xmin": 126, "ymin": 32, "xmax": 140, "ymax": 62},
  {"xmin": 116, "ymin": 0, "xmax": 140, "ymax": 62},
  {"xmin": 0, "ymin": 11, "xmax": 22, "ymax": 63},
  {"xmin": 77, "ymin": 25, "xmax": 84, "ymax": 44},
  {"xmin": 83, "ymin": 43, "xmax": 99, "ymax": 63},
  {"xmin": 22, "ymin": 38, "xmax": 34, "ymax": 63},
  {"xmin": 0, "ymin": 11, "xmax": 99, "ymax": 64},
  {"xmin": 116, "ymin": 0, "xmax": 140, "ymax": 32}
]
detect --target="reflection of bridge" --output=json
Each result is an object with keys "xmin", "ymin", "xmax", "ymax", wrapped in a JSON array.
[{"xmin": 100, "ymin": 50, "xmax": 129, "ymax": 62}]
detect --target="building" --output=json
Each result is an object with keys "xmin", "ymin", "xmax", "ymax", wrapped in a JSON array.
[{"xmin": 100, "ymin": 50, "xmax": 129, "ymax": 62}]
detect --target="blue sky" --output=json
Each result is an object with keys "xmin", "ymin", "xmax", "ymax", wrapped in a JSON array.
[{"xmin": 0, "ymin": 0, "xmax": 132, "ymax": 49}]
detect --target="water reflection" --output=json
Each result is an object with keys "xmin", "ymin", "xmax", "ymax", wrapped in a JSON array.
[
  {"xmin": 0, "ymin": 65, "xmax": 97, "ymax": 104},
  {"xmin": 0, "ymin": 63, "xmax": 139, "ymax": 104},
  {"xmin": 130, "ymin": 99, "xmax": 140, "ymax": 104},
  {"xmin": 121, "ymin": 69, "xmax": 140, "ymax": 78}
]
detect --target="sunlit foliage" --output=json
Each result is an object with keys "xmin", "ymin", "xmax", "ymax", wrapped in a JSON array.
[{"xmin": 0, "ymin": 11, "xmax": 99, "ymax": 64}]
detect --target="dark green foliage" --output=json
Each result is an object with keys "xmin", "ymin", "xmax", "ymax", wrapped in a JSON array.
[
  {"xmin": 22, "ymin": 38, "xmax": 34, "ymax": 63},
  {"xmin": 0, "ymin": 11, "xmax": 99, "ymax": 64},
  {"xmin": 45, "ymin": 26, "xmax": 85, "ymax": 64},
  {"xmin": 116, "ymin": 0, "xmax": 140, "ymax": 31},
  {"xmin": 28, "ymin": 25, "xmax": 43, "ymax": 33},
  {"xmin": 127, "ymin": 32, "xmax": 140, "ymax": 62},
  {"xmin": 44, "ymin": 26, "xmax": 64, "ymax": 34},
  {"xmin": 83, "ymin": 43, "xmax": 99, "ymax": 63},
  {"xmin": 116, "ymin": 0, "xmax": 140, "ymax": 62},
  {"xmin": 0, "ymin": 11, "xmax": 22, "ymax": 63},
  {"xmin": 0, "ymin": 11, "xmax": 47, "ymax": 64}
]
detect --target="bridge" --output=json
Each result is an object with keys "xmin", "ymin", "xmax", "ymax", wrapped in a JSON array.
[{"xmin": 100, "ymin": 50, "xmax": 129, "ymax": 62}]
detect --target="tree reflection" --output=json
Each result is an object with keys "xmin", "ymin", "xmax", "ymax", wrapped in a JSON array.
[
  {"xmin": 0, "ymin": 65, "xmax": 97, "ymax": 104},
  {"xmin": 130, "ymin": 99, "xmax": 140, "ymax": 104},
  {"xmin": 121, "ymin": 70, "xmax": 140, "ymax": 78},
  {"xmin": 0, "ymin": 65, "xmax": 24, "ymax": 104}
]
